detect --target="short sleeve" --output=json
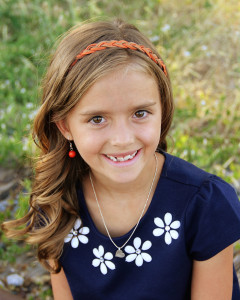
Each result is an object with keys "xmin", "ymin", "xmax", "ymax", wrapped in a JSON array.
[{"xmin": 185, "ymin": 175, "xmax": 240, "ymax": 261}]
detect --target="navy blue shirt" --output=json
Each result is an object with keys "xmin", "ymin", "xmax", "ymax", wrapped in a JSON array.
[{"xmin": 60, "ymin": 151, "xmax": 240, "ymax": 299}]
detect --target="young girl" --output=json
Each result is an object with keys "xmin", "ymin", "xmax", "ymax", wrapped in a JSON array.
[{"xmin": 3, "ymin": 19, "xmax": 240, "ymax": 300}]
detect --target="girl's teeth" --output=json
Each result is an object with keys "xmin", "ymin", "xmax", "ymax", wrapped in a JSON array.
[
  {"xmin": 109, "ymin": 156, "xmax": 117, "ymax": 161},
  {"xmin": 106, "ymin": 151, "xmax": 137, "ymax": 162}
]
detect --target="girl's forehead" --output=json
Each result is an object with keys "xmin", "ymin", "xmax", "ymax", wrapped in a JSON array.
[
  {"xmin": 85, "ymin": 66, "xmax": 157, "ymax": 95},
  {"xmin": 70, "ymin": 68, "xmax": 160, "ymax": 114}
]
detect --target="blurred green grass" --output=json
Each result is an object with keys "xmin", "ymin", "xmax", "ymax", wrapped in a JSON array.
[{"xmin": 0, "ymin": 0, "xmax": 240, "ymax": 184}]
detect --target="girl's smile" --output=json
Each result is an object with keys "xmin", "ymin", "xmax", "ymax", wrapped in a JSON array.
[
  {"xmin": 103, "ymin": 148, "xmax": 141, "ymax": 166},
  {"xmin": 57, "ymin": 65, "xmax": 162, "ymax": 186}
]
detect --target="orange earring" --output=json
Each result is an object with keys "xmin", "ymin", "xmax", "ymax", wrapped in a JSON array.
[{"xmin": 68, "ymin": 141, "xmax": 76, "ymax": 158}]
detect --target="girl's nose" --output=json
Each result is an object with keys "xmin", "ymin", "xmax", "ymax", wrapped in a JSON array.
[{"xmin": 110, "ymin": 120, "xmax": 135, "ymax": 147}]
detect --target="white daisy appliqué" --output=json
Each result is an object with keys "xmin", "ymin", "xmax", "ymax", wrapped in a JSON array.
[
  {"xmin": 64, "ymin": 218, "xmax": 90, "ymax": 248},
  {"xmin": 153, "ymin": 212, "xmax": 180, "ymax": 245},
  {"xmin": 92, "ymin": 245, "xmax": 116, "ymax": 275},
  {"xmin": 124, "ymin": 237, "xmax": 152, "ymax": 267}
]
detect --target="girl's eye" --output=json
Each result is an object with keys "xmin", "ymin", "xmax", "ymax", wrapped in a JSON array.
[
  {"xmin": 134, "ymin": 110, "xmax": 148, "ymax": 118},
  {"xmin": 89, "ymin": 116, "xmax": 105, "ymax": 124}
]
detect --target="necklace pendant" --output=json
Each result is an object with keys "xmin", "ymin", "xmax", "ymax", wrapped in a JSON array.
[{"xmin": 115, "ymin": 249, "xmax": 125, "ymax": 258}]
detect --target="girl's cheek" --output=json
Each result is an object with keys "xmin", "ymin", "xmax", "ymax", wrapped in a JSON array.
[
  {"xmin": 76, "ymin": 134, "xmax": 105, "ymax": 153},
  {"xmin": 141, "ymin": 126, "xmax": 161, "ymax": 143}
]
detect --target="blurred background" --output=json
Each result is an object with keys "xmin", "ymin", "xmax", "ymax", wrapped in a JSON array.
[{"xmin": 0, "ymin": 0, "xmax": 239, "ymax": 299}]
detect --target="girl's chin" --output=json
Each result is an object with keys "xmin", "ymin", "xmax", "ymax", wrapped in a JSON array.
[{"xmin": 102, "ymin": 173, "xmax": 141, "ymax": 185}]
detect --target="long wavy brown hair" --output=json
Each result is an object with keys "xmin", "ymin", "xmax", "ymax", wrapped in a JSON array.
[{"xmin": 2, "ymin": 19, "xmax": 174, "ymax": 273}]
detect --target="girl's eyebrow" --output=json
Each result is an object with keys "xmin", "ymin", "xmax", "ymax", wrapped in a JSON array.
[{"xmin": 79, "ymin": 101, "xmax": 157, "ymax": 116}]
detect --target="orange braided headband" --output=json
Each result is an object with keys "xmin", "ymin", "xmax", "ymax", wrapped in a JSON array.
[{"xmin": 70, "ymin": 40, "xmax": 167, "ymax": 76}]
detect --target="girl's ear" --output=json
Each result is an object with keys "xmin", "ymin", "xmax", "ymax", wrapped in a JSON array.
[{"xmin": 55, "ymin": 120, "xmax": 73, "ymax": 140}]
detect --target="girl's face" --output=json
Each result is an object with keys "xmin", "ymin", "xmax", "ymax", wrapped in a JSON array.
[{"xmin": 57, "ymin": 66, "xmax": 162, "ymax": 185}]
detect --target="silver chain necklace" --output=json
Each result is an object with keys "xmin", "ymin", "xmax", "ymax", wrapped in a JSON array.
[{"xmin": 89, "ymin": 153, "xmax": 158, "ymax": 258}]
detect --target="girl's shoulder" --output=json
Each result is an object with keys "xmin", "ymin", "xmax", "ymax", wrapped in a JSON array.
[
  {"xmin": 159, "ymin": 152, "xmax": 240, "ymax": 262},
  {"xmin": 161, "ymin": 151, "xmax": 233, "ymax": 191},
  {"xmin": 161, "ymin": 151, "xmax": 240, "ymax": 221}
]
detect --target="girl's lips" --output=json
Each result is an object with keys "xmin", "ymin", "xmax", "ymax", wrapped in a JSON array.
[{"xmin": 102, "ymin": 149, "xmax": 141, "ymax": 166}]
